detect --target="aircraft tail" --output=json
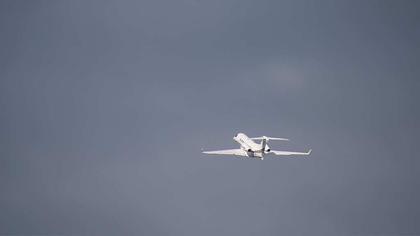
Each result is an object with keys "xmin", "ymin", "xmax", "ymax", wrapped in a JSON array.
[
  {"xmin": 250, "ymin": 136, "xmax": 289, "ymax": 141},
  {"xmin": 261, "ymin": 139, "xmax": 267, "ymax": 151}
]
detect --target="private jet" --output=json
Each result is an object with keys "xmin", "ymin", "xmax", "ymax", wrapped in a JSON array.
[{"xmin": 202, "ymin": 133, "xmax": 311, "ymax": 160}]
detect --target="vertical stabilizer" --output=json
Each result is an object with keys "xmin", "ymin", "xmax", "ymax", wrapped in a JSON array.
[{"xmin": 261, "ymin": 138, "xmax": 267, "ymax": 151}]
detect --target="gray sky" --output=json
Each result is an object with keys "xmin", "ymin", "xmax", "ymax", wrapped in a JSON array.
[{"xmin": 1, "ymin": 0, "xmax": 419, "ymax": 235}]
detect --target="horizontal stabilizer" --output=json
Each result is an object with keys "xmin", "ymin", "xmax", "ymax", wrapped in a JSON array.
[{"xmin": 250, "ymin": 136, "xmax": 289, "ymax": 141}]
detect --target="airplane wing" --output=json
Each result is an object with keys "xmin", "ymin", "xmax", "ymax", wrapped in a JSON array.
[
  {"xmin": 202, "ymin": 149, "xmax": 247, "ymax": 156},
  {"xmin": 270, "ymin": 149, "xmax": 312, "ymax": 156}
]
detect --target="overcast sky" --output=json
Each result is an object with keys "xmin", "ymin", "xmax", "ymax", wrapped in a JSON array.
[{"xmin": 1, "ymin": 0, "xmax": 420, "ymax": 235}]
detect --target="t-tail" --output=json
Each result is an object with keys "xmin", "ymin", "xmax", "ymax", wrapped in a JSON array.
[
  {"xmin": 261, "ymin": 138, "xmax": 267, "ymax": 152},
  {"xmin": 250, "ymin": 136, "xmax": 289, "ymax": 141},
  {"xmin": 250, "ymin": 136, "xmax": 289, "ymax": 153}
]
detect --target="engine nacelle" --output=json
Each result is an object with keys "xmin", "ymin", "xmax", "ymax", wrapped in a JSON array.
[{"xmin": 266, "ymin": 149, "xmax": 271, "ymax": 152}]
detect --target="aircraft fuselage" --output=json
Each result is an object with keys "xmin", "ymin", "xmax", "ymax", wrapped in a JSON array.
[{"xmin": 233, "ymin": 133, "xmax": 268, "ymax": 158}]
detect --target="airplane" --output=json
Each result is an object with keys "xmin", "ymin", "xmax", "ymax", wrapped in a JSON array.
[{"xmin": 202, "ymin": 132, "xmax": 311, "ymax": 160}]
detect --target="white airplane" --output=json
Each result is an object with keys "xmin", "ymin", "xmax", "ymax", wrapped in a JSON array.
[{"xmin": 202, "ymin": 133, "xmax": 311, "ymax": 160}]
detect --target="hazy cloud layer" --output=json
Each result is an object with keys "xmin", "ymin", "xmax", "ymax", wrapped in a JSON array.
[{"xmin": 1, "ymin": 0, "xmax": 419, "ymax": 235}]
